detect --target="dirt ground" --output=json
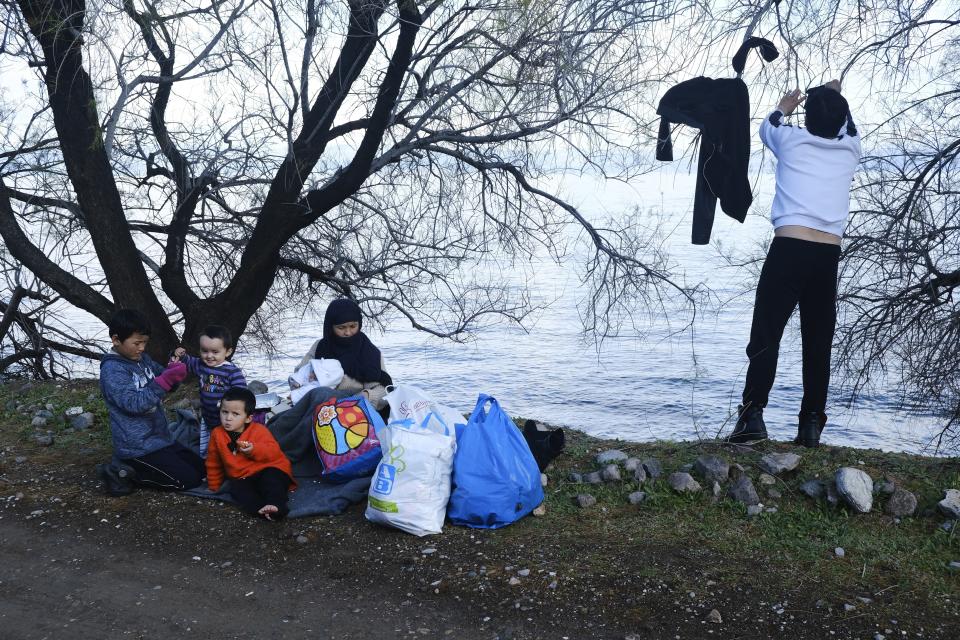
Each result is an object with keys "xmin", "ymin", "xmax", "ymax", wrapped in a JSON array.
[{"xmin": 1, "ymin": 447, "xmax": 957, "ymax": 640}]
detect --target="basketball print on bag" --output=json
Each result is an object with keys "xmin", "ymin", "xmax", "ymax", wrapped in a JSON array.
[{"xmin": 311, "ymin": 395, "xmax": 384, "ymax": 481}]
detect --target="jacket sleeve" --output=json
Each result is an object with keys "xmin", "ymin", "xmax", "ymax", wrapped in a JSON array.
[
  {"xmin": 205, "ymin": 431, "xmax": 225, "ymax": 492},
  {"xmin": 182, "ymin": 354, "xmax": 202, "ymax": 376},
  {"xmin": 101, "ymin": 360, "xmax": 166, "ymax": 416},
  {"xmin": 248, "ymin": 425, "xmax": 286, "ymax": 464},
  {"xmin": 759, "ymin": 110, "xmax": 788, "ymax": 156}
]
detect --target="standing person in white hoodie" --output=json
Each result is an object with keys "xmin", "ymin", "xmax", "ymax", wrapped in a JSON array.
[{"xmin": 728, "ymin": 80, "xmax": 861, "ymax": 447}]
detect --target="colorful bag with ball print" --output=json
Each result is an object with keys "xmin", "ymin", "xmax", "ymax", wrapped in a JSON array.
[{"xmin": 311, "ymin": 394, "xmax": 385, "ymax": 483}]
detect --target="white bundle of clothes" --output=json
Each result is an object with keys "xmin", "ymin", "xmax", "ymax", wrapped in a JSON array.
[{"xmin": 288, "ymin": 358, "xmax": 344, "ymax": 404}]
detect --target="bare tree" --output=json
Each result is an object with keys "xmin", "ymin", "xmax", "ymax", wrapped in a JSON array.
[{"xmin": 0, "ymin": 0, "xmax": 699, "ymax": 367}]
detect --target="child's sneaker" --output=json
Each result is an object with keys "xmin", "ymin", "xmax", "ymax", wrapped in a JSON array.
[{"xmin": 96, "ymin": 462, "xmax": 136, "ymax": 497}]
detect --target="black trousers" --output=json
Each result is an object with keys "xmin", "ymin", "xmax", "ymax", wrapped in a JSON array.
[
  {"xmin": 123, "ymin": 442, "xmax": 205, "ymax": 491},
  {"xmin": 229, "ymin": 467, "xmax": 291, "ymax": 519},
  {"xmin": 742, "ymin": 236, "xmax": 841, "ymax": 414}
]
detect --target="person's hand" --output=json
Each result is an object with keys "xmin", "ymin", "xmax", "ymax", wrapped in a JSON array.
[
  {"xmin": 173, "ymin": 347, "xmax": 187, "ymax": 359},
  {"xmin": 824, "ymin": 79, "xmax": 841, "ymax": 93},
  {"xmin": 776, "ymin": 88, "xmax": 805, "ymax": 116},
  {"xmin": 155, "ymin": 361, "xmax": 188, "ymax": 391},
  {"xmin": 237, "ymin": 440, "xmax": 253, "ymax": 455}
]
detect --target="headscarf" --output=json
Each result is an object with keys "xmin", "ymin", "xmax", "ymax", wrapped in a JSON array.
[{"xmin": 314, "ymin": 298, "xmax": 383, "ymax": 382}]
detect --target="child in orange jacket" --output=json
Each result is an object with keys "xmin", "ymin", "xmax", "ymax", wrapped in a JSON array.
[{"xmin": 206, "ymin": 387, "xmax": 295, "ymax": 521}]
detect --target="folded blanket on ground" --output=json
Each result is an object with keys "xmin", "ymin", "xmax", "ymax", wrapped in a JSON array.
[{"xmin": 172, "ymin": 386, "xmax": 364, "ymax": 518}]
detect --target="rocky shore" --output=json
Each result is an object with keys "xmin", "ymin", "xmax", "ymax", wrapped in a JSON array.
[{"xmin": 1, "ymin": 379, "xmax": 958, "ymax": 639}]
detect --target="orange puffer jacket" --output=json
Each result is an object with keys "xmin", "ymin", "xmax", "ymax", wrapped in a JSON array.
[{"xmin": 206, "ymin": 422, "xmax": 295, "ymax": 493}]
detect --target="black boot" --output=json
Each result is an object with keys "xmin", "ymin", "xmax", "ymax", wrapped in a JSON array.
[
  {"xmin": 96, "ymin": 462, "xmax": 136, "ymax": 497},
  {"xmin": 727, "ymin": 404, "xmax": 768, "ymax": 444},
  {"xmin": 795, "ymin": 411, "xmax": 826, "ymax": 448}
]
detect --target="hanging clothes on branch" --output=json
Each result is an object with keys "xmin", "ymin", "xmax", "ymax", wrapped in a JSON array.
[{"xmin": 655, "ymin": 37, "xmax": 779, "ymax": 244}]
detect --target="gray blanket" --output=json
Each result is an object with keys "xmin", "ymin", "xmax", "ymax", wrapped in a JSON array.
[{"xmin": 173, "ymin": 387, "xmax": 367, "ymax": 518}]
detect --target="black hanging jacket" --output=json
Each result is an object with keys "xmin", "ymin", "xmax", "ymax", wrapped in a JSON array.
[{"xmin": 655, "ymin": 38, "xmax": 779, "ymax": 244}]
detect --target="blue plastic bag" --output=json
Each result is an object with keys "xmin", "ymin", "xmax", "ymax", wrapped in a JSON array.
[{"xmin": 448, "ymin": 394, "xmax": 544, "ymax": 528}]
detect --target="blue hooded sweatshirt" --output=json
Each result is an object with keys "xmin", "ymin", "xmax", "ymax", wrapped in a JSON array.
[{"xmin": 99, "ymin": 351, "xmax": 176, "ymax": 459}]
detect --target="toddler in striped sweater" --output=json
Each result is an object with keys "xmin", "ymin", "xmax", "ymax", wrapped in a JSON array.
[{"xmin": 173, "ymin": 325, "xmax": 247, "ymax": 457}]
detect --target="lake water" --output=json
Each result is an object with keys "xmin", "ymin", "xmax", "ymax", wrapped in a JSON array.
[{"xmin": 61, "ymin": 170, "xmax": 947, "ymax": 454}]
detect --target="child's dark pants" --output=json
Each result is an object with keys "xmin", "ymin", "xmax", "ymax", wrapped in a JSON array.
[
  {"xmin": 229, "ymin": 467, "xmax": 291, "ymax": 519},
  {"xmin": 742, "ymin": 236, "xmax": 841, "ymax": 414},
  {"xmin": 124, "ymin": 442, "xmax": 205, "ymax": 491}
]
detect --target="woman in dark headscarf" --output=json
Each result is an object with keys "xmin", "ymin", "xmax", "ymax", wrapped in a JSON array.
[{"xmin": 295, "ymin": 299, "xmax": 393, "ymax": 410}]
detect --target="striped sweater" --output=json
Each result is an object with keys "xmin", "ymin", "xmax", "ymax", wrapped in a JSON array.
[{"xmin": 181, "ymin": 355, "xmax": 247, "ymax": 428}]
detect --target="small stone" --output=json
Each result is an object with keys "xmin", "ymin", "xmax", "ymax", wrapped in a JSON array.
[
  {"xmin": 937, "ymin": 489, "xmax": 960, "ymax": 518},
  {"xmin": 14, "ymin": 456, "xmax": 27, "ymax": 464},
  {"xmin": 295, "ymin": 535, "xmax": 309, "ymax": 544},
  {"xmin": 836, "ymin": 467, "xmax": 874, "ymax": 513},
  {"xmin": 624, "ymin": 457, "xmax": 641, "ymax": 473},
  {"xmin": 69, "ymin": 412, "xmax": 95, "ymax": 430},
  {"xmin": 728, "ymin": 475, "xmax": 760, "ymax": 506},
  {"xmin": 576, "ymin": 494, "xmax": 597, "ymax": 508},
  {"xmin": 45, "ymin": 402, "xmax": 55, "ymax": 411},
  {"xmin": 758, "ymin": 452, "xmax": 802, "ymax": 475},
  {"xmin": 633, "ymin": 466, "xmax": 647, "ymax": 484},
  {"xmin": 247, "ymin": 380, "xmax": 269, "ymax": 395},
  {"xmin": 532, "ymin": 504, "xmax": 547, "ymax": 517},
  {"xmin": 517, "ymin": 569, "xmax": 530, "ymax": 577},
  {"xmin": 843, "ymin": 603, "xmax": 856, "ymax": 612},
  {"xmin": 568, "ymin": 472, "xmax": 583, "ymax": 483},
  {"xmin": 421, "ymin": 548, "xmax": 437, "ymax": 555},
  {"xmin": 857, "ymin": 596, "xmax": 873, "ymax": 604},
  {"xmin": 34, "ymin": 409, "xmax": 53, "ymax": 420},
  {"xmin": 584, "ymin": 471, "xmax": 603, "ymax": 485},
  {"xmin": 800, "ymin": 479, "xmax": 825, "ymax": 499},
  {"xmin": 667, "ymin": 472, "xmax": 701, "ymax": 493},
  {"xmin": 707, "ymin": 609, "xmax": 722, "ymax": 624},
  {"xmin": 746, "ymin": 504, "xmax": 763, "ymax": 517},
  {"xmin": 948, "ymin": 561, "xmax": 960, "ymax": 571},
  {"xmin": 627, "ymin": 491, "xmax": 647, "ymax": 505},
  {"xmin": 834, "ymin": 547, "xmax": 845, "ymax": 558},
  {"xmin": 601, "ymin": 464, "xmax": 621, "ymax": 482},
  {"xmin": 64, "ymin": 406, "xmax": 84, "ymax": 417},
  {"xmin": 694, "ymin": 455, "xmax": 729, "ymax": 484},
  {"xmin": 508, "ymin": 577, "xmax": 521, "ymax": 586},
  {"xmin": 874, "ymin": 634, "xmax": 885, "ymax": 640},
  {"xmin": 759, "ymin": 473, "xmax": 776, "ymax": 486},
  {"xmin": 878, "ymin": 480, "xmax": 896, "ymax": 495},
  {"xmin": 35, "ymin": 434, "xmax": 54, "ymax": 447},
  {"xmin": 31, "ymin": 417, "xmax": 47, "ymax": 428},
  {"xmin": 712, "ymin": 481, "xmax": 722, "ymax": 497},
  {"xmin": 767, "ymin": 488, "xmax": 782, "ymax": 499},
  {"xmin": 540, "ymin": 473, "xmax": 548, "ymax": 488},
  {"xmin": 765, "ymin": 507, "xmax": 778, "ymax": 513},
  {"xmin": 596, "ymin": 449, "xmax": 628, "ymax": 465},
  {"xmin": 884, "ymin": 488, "xmax": 917, "ymax": 517},
  {"xmin": 641, "ymin": 458, "xmax": 663, "ymax": 479},
  {"xmin": 940, "ymin": 520, "xmax": 956, "ymax": 533}
]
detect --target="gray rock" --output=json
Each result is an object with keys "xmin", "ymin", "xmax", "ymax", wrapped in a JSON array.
[
  {"xmin": 641, "ymin": 458, "xmax": 663, "ymax": 479},
  {"xmin": 843, "ymin": 603, "xmax": 856, "ymax": 613},
  {"xmin": 746, "ymin": 504, "xmax": 763, "ymax": 517},
  {"xmin": 941, "ymin": 520, "xmax": 957, "ymax": 533},
  {"xmin": 247, "ymin": 380, "xmax": 269, "ymax": 395},
  {"xmin": 938, "ymin": 489, "xmax": 960, "ymax": 519},
  {"xmin": 884, "ymin": 488, "xmax": 917, "ymax": 517},
  {"xmin": 540, "ymin": 473, "xmax": 548, "ymax": 488},
  {"xmin": 706, "ymin": 609, "xmax": 722, "ymax": 624},
  {"xmin": 596, "ymin": 449, "xmax": 628, "ymax": 465},
  {"xmin": 878, "ymin": 480, "xmax": 896, "ymax": 495},
  {"xmin": 624, "ymin": 457, "xmax": 642, "ymax": 473},
  {"xmin": 729, "ymin": 463, "xmax": 746, "ymax": 480},
  {"xmin": 14, "ymin": 456, "xmax": 26, "ymax": 464},
  {"xmin": 35, "ymin": 434, "xmax": 54, "ymax": 447},
  {"xmin": 834, "ymin": 547, "xmax": 845, "ymax": 558},
  {"xmin": 767, "ymin": 488, "xmax": 782, "ymax": 500},
  {"xmin": 628, "ymin": 491, "xmax": 647, "ymax": 505},
  {"xmin": 694, "ymin": 455, "xmax": 729, "ymax": 484},
  {"xmin": 34, "ymin": 409, "xmax": 53, "ymax": 420},
  {"xmin": 532, "ymin": 504, "xmax": 546, "ymax": 517},
  {"xmin": 835, "ymin": 467, "xmax": 874, "ymax": 513},
  {"xmin": 759, "ymin": 452, "xmax": 802, "ymax": 475},
  {"xmin": 69, "ymin": 412, "xmax": 95, "ymax": 431},
  {"xmin": 712, "ymin": 481, "xmax": 722, "ymax": 497},
  {"xmin": 667, "ymin": 472, "xmax": 701, "ymax": 493},
  {"xmin": 295, "ymin": 535, "xmax": 309, "ymax": 544},
  {"xmin": 727, "ymin": 475, "xmax": 760, "ymax": 506},
  {"xmin": 584, "ymin": 471, "xmax": 603, "ymax": 485},
  {"xmin": 765, "ymin": 506, "xmax": 778, "ymax": 514},
  {"xmin": 948, "ymin": 561, "xmax": 960, "ymax": 571},
  {"xmin": 576, "ymin": 494, "xmax": 597, "ymax": 508},
  {"xmin": 64, "ymin": 406, "xmax": 84, "ymax": 417},
  {"xmin": 31, "ymin": 416, "xmax": 48, "ymax": 428},
  {"xmin": 759, "ymin": 473, "xmax": 776, "ymax": 486},
  {"xmin": 517, "ymin": 568, "xmax": 530, "ymax": 577},
  {"xmin": 601, "ymin": 464, "xmax": 622, "ymax": 482},
  {"xmin": 800, "ymin": 479, "xmax": 826, "ymax": 499},
  {"xmin": 633, "ymin": 466, "xmax": 647, "ymax": 485}
]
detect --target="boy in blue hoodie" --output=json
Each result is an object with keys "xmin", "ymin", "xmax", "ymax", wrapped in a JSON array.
[{"xmin": 97, "ymin": 310, "xmax": 204, "ymax": 495}]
